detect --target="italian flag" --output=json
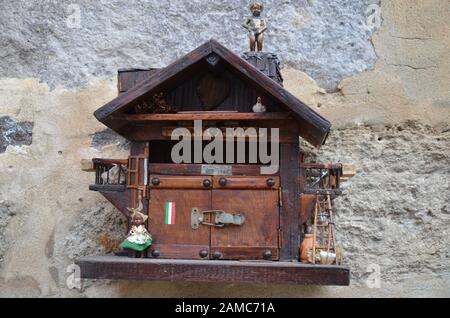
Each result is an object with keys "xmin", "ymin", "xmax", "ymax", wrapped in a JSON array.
[{"xmin": 165, "ymin": 201, "xmax": 175, "ymax": 225}]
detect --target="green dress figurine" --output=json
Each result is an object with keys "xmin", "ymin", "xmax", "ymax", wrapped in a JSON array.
[{"xmin": 120, "ymin": 196, "xmax": 152, "ymax": 252}]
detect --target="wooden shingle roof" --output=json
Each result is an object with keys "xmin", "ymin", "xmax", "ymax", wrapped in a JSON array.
[{"xmin": 94, "ymin": 39, "xmax": 331, "ymax": 147}]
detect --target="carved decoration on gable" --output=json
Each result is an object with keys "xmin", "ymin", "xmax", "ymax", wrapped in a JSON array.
[
  {"xmin": 205, "ymin": 53, "xmax": 221, "ymax": 67},
  {"xmin": 134, "ymin": 92, "xmax": 174, "ymax": 114},
  {"xmin": 196, "ymin": 73, "xmax": 231, "ymax": 111}
]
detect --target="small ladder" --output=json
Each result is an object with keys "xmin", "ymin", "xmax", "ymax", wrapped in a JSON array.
[{"xmin": 311, "ymin": 191, "xmax": 340, "ymax": 264}]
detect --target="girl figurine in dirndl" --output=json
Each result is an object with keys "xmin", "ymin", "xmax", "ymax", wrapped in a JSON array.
[{"xmin": 120, "ymin": 194, "xmax": 152, "ymax": 255}]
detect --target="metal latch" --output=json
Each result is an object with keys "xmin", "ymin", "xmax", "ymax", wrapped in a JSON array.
[{"xmin": 191, "ymin": 208, "xmax": 245, "ymax": 229}]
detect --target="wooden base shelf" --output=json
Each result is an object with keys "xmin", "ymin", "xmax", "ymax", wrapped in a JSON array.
[{"xmin": 75, "ymin": 256, "xmax": 350, "ymax": 285}]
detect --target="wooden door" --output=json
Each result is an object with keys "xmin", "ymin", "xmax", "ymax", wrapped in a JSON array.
[
  {"xmin": 148, "ymin": 174, "xmax": 280, "ymax": 260},
  {"xmin": 210, "ymin": 176, "xmax": 280, "ymax": 260},
  {"xmin": 148, "ymin": 176, "xmax": 212, "ymax": 259}
]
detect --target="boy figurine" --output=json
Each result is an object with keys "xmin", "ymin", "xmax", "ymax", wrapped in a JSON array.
[{"xmin": 243, "ymin": 1, "xmax": 267, "ymax": 52}]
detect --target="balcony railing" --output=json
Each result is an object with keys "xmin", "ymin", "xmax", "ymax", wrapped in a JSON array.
[
  {"xmin": 301, "ymin": 163, "xmax": 343, "ymax": 195},
  {"xmin": 90, "ymin": 158, "xmax": 128, "ymax": 192}
]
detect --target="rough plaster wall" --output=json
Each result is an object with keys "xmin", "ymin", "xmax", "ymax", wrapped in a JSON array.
[
  {"xmin": 0, "ymin": 0, "xmax": 379, "ymax": 92},
  {"xmin": 302, "ymin": 122, "xmax": 450, "ymax": 296},
  {"xmin": 0, "ymin": 0, "xmax": 449, "ymax": 297},
  {"xmin": 284, "ymin": 0, "xmax": 450, "ymax": 128},
  {"xmin": 0, "ymin": 116, "xmax": 33, "ymax": 153}
]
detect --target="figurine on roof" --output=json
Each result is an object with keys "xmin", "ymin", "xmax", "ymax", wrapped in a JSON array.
[{"xmin": 243, "ymin": 1, "xmax": 267, "ymax": 52}]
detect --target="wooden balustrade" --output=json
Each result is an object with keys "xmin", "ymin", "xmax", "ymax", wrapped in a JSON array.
[{"xmin": 92, "ymin": 158, "xmax": 128, "ymax": 187}]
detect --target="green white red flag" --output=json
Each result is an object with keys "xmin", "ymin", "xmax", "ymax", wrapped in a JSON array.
[{"xmin": 165, "ymin": 201, "xmax": 175, "ymax": 225}]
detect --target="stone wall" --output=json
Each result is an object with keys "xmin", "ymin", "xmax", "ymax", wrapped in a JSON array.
[{"xmin": 0, "ymin": 0, "xmax": 448, "ymax": 297}]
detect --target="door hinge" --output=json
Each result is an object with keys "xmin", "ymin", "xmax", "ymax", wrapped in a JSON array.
[
  {"xmin": 278, "ymin": 228, "xmax": 282, "ymax": 248},
  {"xmin": 278, "ymin": 187, "xmax": 283, "ymax": 207}
]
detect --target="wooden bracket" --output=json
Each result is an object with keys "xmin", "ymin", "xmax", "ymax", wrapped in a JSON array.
[
  {"xmin": 81, "ymin": 159, "xmax": 94, "ymax": 172},
  {"xmin": 341, "ymin": 163, "xmax": 357, "ymax": 181}
]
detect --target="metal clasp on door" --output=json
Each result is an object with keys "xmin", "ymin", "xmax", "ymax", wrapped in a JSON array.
[{"xmin": 191, "ymin": 208, "xmax": 245, "ymax": 229}]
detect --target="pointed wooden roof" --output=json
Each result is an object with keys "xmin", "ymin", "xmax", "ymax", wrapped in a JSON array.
[{"xmin": 94, "ymin": 39, "xmax": 331, "ymax": 147}]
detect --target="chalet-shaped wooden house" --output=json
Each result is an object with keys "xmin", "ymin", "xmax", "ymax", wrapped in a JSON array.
[{"xmin": 77, "ymin": 40, "xmax": 350, "ymax": 286}]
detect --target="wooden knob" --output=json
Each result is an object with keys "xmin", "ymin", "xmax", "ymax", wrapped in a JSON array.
[
  {"xmin": 203, "ymin": 179, "xmax": 211, "ymax": 188},
  {"xmin": 266, "ymin": 178, "xmax": 275, "ymax": 187},
  {"xmin": 263, "ymin": 250, "xmax": 272, "ymax": 260},
  {"xmin": 212, "ymin": 251, "xmax": 222, "ymax": 260},
  {"xmin": 199, "ymin": 249, "xmax": 209, "ymax": 258},
  {"xmin": 151, "ymin": 177, "xmax": 160, "ymax": 186},
  {"xmin": 151, "ymin": 249, "xmax": 160, "ymax": 258},
  {"xmin": 219, "ymin": 178, "xmax": 227, "ymax": 186}
]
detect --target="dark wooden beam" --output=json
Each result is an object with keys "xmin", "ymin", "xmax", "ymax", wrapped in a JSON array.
[
  {"xmin": 124, "ymin": 120, "xmax": 299, "ymax": 143},
  {"xmin": 76, "ymin": 256, "xmax": 350, "ymax": 285},
  {"xmin": 92, "ymin": 158, "xmax": 128, "ymax": 165},
  {"xmin": 300, "ymin": 163, "xmax": 343, "ymax": 169},
  {"xmin": 126, "ymin": 112, "xmax": 292, "ymax": 122},
  {"xmin": 279, "ymin": 143, "xmax": 300, "ymax": 261},
  {"xmin": 89, "ymin": 184, "xmax": 126, "ymax": 192},
  {"xmin": 148, "ymin": 163, "xmax": 279, "ymax": 176}
]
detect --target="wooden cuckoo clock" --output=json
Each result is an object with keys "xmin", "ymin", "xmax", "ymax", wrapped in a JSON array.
[{"xmin": 77, "ymin": 39, "xmax": 351, "ymax": 286}]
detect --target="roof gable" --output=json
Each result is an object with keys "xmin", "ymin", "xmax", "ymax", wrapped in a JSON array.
[{"xmin": 94, "ymin": 39, "xmax": 331, "ymax": 147}]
